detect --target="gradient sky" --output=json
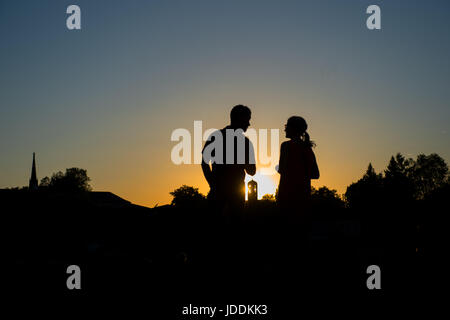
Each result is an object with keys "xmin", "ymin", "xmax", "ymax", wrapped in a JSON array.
[{"xmin": 1, "ymin": 0, "xmax": 449, "ymax": 207}]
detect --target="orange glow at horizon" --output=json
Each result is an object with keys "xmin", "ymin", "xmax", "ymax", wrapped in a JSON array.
[{"xmin": 245, "ymin": 171, "xmax": 278, "ymax": 200}]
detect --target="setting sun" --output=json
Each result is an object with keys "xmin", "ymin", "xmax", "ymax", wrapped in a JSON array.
[{"xmin": 245, "ymin": 171, "xmax": 278, "ymax": 200}]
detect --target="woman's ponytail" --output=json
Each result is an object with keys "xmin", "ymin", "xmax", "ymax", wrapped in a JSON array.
[
  {"xmin": 286, "ymin": 116, "xmax": 315, "ymax": 147},
  {"xmin": 303, "ymin": 131, "xmax": 315, "ymax": 147}
]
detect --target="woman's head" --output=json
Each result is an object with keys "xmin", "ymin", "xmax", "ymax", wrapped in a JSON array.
[
  {"xmin": 285, "ymin": 116, "xmax": 315, "ymax": 146},
  {"xmin": 285, "ymin": 116, "xmax": 307, "ymax": 137}
]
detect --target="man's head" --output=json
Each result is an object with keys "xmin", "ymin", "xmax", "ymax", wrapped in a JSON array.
[{"xmin": 230, "ymin": 104, "xmax": 251, "ymax": 132}]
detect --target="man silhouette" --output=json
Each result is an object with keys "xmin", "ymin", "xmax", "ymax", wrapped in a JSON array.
[{"xmin": 202, "ymin": 105, "xmax": 256, "ymax": 222}]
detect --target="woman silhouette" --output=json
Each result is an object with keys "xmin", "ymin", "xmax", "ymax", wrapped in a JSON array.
[{"xmin": 277, "ymin": 116, "xmax": 319, "ymax": 223}]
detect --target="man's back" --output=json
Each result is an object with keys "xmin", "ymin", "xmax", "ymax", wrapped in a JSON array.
[{"xmin": 203, "ymin": 126, "xmax": 255, "ymax": 202}]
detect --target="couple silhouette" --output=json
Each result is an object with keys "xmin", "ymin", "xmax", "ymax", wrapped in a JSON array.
[{"xmin": 201, "ymin": 104, "xmax": 319, "ymax": 225}]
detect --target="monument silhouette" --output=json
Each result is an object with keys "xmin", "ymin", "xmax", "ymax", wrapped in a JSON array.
[{"xmin": 247, "ymin": 179, "xmax": 258, "ymax": 203}]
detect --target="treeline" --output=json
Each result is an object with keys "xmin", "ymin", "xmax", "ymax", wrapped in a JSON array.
[
  {"xmin": 7, "ymin": 167, "xmax": 92, "ymax": 192},
  {"xmin": 170, "ymin": 152, "xmax": 449, "ymax": 210},
  {"xmin": 345, "ymin": 153, "xmax": 449, "ymax": 209}
]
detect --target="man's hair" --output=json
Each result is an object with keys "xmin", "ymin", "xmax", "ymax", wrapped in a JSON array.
[{"xmin": 230, "ymin": 104, "xmax": 251, "ymax": 123}]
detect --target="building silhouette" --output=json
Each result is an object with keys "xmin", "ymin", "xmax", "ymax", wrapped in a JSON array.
[
  {"xmin": 29, "ymin": 152, "xmax": 38, "ymax": 190},
  {"xmin": 248, "ymin": 179, "xmax": 258, "ymax": 202}
]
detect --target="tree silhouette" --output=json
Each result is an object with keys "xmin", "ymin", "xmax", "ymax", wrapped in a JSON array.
[
  {"xmin": 345, "ymin": 153, "xmax": 449, "ymax": 209},
  {"xmin": 40, "ymin": 168, "xmax": 92, "ymax": 192},
  {"xmin": 384, "ymin": 153, "xmax": 413, "ymax": 179},
  {"xmin": 170, "ymin": 185, "xmax": 206, "ymax": 207},
  {"xmin": 345, "ymin": 163, "xmax": 384, "ymax": 209},
  {"xmin": 410, "ymin": 153, "xmax": 448, "ymax": 199},
  {"xmin": 311, "ymin": 186, "xmax": 345, "ymax": 209},
  {"xmin": 384, "ymin": 153, "xmax": 415, "ymax": 204},
  {"xmin": 39, "ymin": 176, "xmax": 51, "ymax": 188},
  {"xmin": 261, "ymin": 194, "xmax": 276, "ymax": 202}
]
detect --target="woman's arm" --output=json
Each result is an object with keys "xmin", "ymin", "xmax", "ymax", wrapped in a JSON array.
[
  {"xmin": 308, "ymin": 148, "xmax": 320, "ymax": 179},
  {"xmin": 278, "ymin": 142, "xmax": 287, "ymax": 174}
]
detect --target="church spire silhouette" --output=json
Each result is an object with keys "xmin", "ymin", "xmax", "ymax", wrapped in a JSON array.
[{"xmin": 29, "ymin": 152, "xmax": 38, "ymax": 190}]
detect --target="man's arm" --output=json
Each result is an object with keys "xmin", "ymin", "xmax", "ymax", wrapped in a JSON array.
[
  {"xmin": 245, "ymin": 163, "xmax": 256, "ymax": 176},
  {"xmin": 245, "ymin": 138, "xmax": 256, "ymax": 176},
  {"xmin": 201, "ymin": 160, "xmax": 214, "ymax": 187},
  {"xmin": 201, "ymin": 139, "xmax": 215, "ymax": 187}
]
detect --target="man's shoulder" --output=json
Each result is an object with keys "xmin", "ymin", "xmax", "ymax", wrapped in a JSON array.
[
  {"xmin": 204, "ymin": 127, "xmax": 253, "ymax": 143},
  {"xmin": 204, "ymin": 129, "xmax": 224, "ymax": 141}
]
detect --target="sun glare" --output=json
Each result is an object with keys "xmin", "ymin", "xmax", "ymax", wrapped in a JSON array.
[{"xmin": 245, "ymin": 171, "xmax": 278, "ymax": 200}]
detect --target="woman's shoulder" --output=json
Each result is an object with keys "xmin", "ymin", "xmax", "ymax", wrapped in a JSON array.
[
  {"xmin": 280, "ymin": 140, "xmax": 294, "ymax": 152},
  {"xmin": 281, "ymin": 139, "xmax": 311, "ymax": 149}
]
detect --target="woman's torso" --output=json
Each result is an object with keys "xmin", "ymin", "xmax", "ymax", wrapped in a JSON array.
[{"xmin": 278, "ymin": 140, "xmax": 313, "ymax": 205}]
